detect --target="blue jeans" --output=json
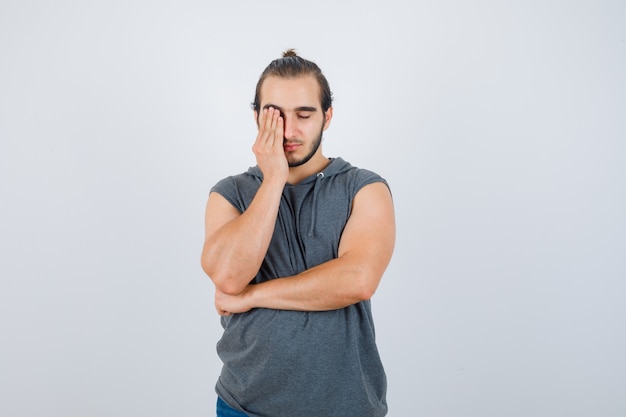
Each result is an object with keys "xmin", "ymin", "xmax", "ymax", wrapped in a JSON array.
[{"xmin": 217, "ymin": 397, "xmax": 249, "ymax": 417}]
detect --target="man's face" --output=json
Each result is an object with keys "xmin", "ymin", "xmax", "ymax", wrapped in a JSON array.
[{"xmin": 256, "ymin": 75, "xmax": 332, "ymax": 167}]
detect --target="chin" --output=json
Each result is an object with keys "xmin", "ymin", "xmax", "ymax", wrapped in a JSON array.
[{"xmin": 287, "ymin": 156, "xmax": 309, "ymax": 168}]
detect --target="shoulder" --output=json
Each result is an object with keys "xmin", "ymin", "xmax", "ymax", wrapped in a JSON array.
[
  {"xmin": 210, "ymin": 169, "xmax": 262, "ymax": 212},
  {"xmin": 351, "ymin": 166, "xmax": 387, "ymax": 184},
  {"xmin": 335, "ymin": 161, "xmax": 389, "ymax": 195},
  {"xmin": 211, "ymin": 170, "xmax": 260, "ymax": 193}
]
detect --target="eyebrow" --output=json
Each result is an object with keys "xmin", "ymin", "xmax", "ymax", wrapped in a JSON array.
[{"xmin": 262, "ymin": 104, "xmax": 318, "ymax": 113}]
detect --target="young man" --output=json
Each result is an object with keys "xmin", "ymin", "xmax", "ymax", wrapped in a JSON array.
[{"xmin": 201, "ymin": 49, "xmax": 395, "ymax": 417}]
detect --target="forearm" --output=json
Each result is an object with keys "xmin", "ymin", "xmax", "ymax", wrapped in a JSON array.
[
  {"xmin": 201, "ymin": 179, "xmax": 284, "ymax": 294},
  {"xmin": 248, "ymin": 254, "xmax": 382, "ymax": 311}
]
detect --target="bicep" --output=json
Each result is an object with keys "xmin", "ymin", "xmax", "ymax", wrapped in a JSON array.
[
  {"xmin": 338, "ymin": 182, "xmax": 396, "ymax": 274},
  {"xmin": 204, "ymin": 191, "xmax": 242, "ymax": 241}
]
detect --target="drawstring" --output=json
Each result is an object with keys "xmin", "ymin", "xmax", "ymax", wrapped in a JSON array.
[{"xmin": 307, "ymin": 172, "xmax": 325, "ymax": 236}]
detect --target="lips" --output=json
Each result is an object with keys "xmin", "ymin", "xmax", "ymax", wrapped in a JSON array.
[{"xmin": 283, "ymin": 143, "xmax": 300, "ymax": 152}]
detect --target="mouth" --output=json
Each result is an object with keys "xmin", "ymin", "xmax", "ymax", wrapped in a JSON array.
[{"xmin": 283, "ymin": 142, "xmax": 301, "ymax": 152}]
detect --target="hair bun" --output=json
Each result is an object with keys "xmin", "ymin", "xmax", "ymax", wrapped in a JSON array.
[{"xmin": 282, "ymin": 48, "xmax": 298, "ymax": 57}]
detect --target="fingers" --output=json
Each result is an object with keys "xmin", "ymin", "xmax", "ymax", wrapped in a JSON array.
[
  {"xmin": 253, "ymin": 107, "xmax": 288, "ymax": 181},
  {"xmin": 264, "ymin": 107, "xmax": 277, "ymax": 139},
  {"xmin": 274, "ymin": 110, "xmax": 284, "ymax": 142},
  {"xmin": 215, "ymin": 289, "xmax": 234, "ymax": 316},
  {"xmin": 257, "ymin": 107, "xmax": 283, "ymax": 147},
  {"xmin": 215, "ymin": 295, "xmax": 231, "ymax": 316}
]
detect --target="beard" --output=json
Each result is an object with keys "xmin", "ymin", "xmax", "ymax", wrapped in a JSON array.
[{"xmin": 286, "ymin": 125, "xmax": 324, "ymax": 168}]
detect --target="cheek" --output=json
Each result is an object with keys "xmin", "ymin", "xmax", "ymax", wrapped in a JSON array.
[{"xmin": 306, "ymin": 117, "xmax": 325, "ymax": 131}]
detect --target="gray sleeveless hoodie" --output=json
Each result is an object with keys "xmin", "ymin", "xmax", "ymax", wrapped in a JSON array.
[{"xmin": 210, "ymin": 157, "xmax": 388, "ymax": 417}]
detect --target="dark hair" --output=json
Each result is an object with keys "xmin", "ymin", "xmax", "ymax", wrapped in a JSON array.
[{"xmin": 251, "ymin": 49, "xmax": 333, "ymax": 112}]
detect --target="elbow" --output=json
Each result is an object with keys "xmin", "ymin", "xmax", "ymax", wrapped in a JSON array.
[
  {"xmin": 357, "ymin": 285, "xmax": 377, "ymax": 302},
  {"xmin": 206, "ymin": 272, "xmax": 249, "ymax": 296},
  {"xmin": 353, "ymin": 270, "xmax": 381, "ymax": 301},
  {"xmin": 201, "ymin": 263, "xmax": 248, "ymax": 295},
  {"xmin": 200, "ymin": 257, "xmax": 249, "ymax": 295},
  {"xmin": 215, "ymin": 277, "xmax": 249, "ymax": 296},
  {"xmin": 200, "ymin": 254, "xmax": 216, "ymax": 283},
  {"xmin": 201, "ymin": 242, "xmax": 256, "ymax": 295}
]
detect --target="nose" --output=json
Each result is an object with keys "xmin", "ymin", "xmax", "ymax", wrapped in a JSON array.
[{"xmin": 283, "ymin": 115, "xmax": 297, "ymax": 140}]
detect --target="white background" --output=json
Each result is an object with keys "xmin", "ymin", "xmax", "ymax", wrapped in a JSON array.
[{"xmin": 1, "ymin": 1, "xmax": 625, "ymax": 416}]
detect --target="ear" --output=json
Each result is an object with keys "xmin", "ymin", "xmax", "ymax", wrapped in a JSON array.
[
  {"xmin": 323, "ymin": 107, "xmax": 333, "ymax": 131},
  {"xmin": 253, "ymin": 110, "xmax": 259, "ymax": 127}
]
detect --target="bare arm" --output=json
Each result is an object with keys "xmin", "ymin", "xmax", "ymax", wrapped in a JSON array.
[
  {"xmin": 201, "ymin": 108, "xmax": 287, "ymax": 295},
  {"xmin": 215, "ymin": 181, "xmax": 395, "ymax": 314}
]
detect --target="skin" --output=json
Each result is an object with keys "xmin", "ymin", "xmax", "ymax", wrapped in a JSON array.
[{"xmin": 201, "ymin": 74, "xmax": 395, "ymax": 315}]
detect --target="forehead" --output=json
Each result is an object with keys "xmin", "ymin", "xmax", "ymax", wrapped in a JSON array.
[{"xmin": 259, "ymin": 75, "xmax": 321, "ymax": 109}]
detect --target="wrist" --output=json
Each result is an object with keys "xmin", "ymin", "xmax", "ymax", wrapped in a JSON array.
[
  {"xmin": 261, "ymin": 173, "xmax": 287, "ymax": 186},
  {"xmin": 244, "ymin": 283, "xmax": 259, "ymax": 310}
]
